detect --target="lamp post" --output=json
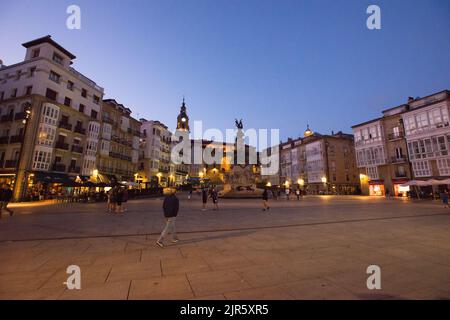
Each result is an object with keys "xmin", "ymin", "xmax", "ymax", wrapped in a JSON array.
[{"xmin": 13, "ymin": 102, "xmax": 32, "ymax": 202}]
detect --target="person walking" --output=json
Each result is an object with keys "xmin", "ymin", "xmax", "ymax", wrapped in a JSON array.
[
  {"xmin": 188, "ymin": 188, "xmax": 192, "ymax": 200},
  {"xmin": 121, "ymin": 188, "xmax": 129, "ymax": 211},
  {"xmin": 0, "ymin": 184, "xmax": 14, "ymax": 218},
  {"xmin": 106, "ymin": 188, "xmax": 114, "ymax": 213},
  {"xmin": 262, "ymin": 188, "xmax": 270, "ymax": 211},
  {"xmin": 285, "ymin": 187, "xmax": 290, "ymax": 200},
  {"xmin": 295, "ymin": 188, "xmax": 301, "ymax": 200},
  {"xmin": 210, "ymin": 188, "xmax": 219, "ymax": 210},
  {"xmin": 201, "ymin": 187, "xmax": 208, "ymax": 211},
  {"xmin": 440, "ymin": 189, "xmax": 449, "ymax": 208},
  {"xmin": 156, "ymin": 189, "xmax": 179, "ymax": 248}
]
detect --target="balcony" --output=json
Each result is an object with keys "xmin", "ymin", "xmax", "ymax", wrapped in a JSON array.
[
  {"xmin": 102, "ymin": 117, "xmax": 115, "ymax": 125},
  {"xmin": 59, "ymin": 122, "xmax": 72, "ymax": 131},
  {"xmin": 1, "ymin": 114, "xmax": 13, "ymax": 123},
  {"xmin": 71, "ymin": 145, "xmax": 83, "ymax": 153},
  {"xmin": 387, "ymin": 132, "xmax": 404, "ymax": 141},
  {"xmin": 9, "ymin": 135, "xmax": 24, "ymax": 144},
  {"xmin": 395, "ymin": 171, "xmax": 408, "ymax": 178},
  {"xmin": 14, "ymin": 112, "xmax": 27, "ymax": 121},
  {"xmin": 52, "ymin": 163, "xmax": 66, "ymax": 172},
  {"xmin": 4, "ymin": 159, "xmax": 18, "ymax": 168},
  {"xmin": 0, "ymin": 136, "xmax": 9, "ymax": 144},
  {"xmin": 74, "ymin": 126, "xmax": 86, "ymax": 135},
  {"xmin": 133, "ymin": 130, "xmax": 141, "ymax": 137},
  {"xmin": 391, "ymin": 156, "xmax": 407, "ymax": 164},
  {"xmin": 68, "ymin": 166, "xmax": 81, "ymax": 173},
  {"xmin": 55, "ymin": 141, "xmax": 69, "ymax": 150}
]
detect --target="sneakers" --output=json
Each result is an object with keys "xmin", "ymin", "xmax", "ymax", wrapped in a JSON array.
[
  {"xmin": 171, "ymin": 238, "xmax": 179, "ymax": 243},
  {"xmin": 156, "ymin": 241, "xmax": 164, "ymax": 248}
]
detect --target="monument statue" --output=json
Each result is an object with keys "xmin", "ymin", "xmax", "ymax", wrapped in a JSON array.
[
  {"xmin": 219, "ymin": 118, "xmax": 263, "ymax": 198},
  {"xmin": 235, "ymin": 118, "xmax": 243, "ymax": 130}
]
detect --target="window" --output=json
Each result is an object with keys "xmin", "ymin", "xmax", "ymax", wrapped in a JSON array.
[
  {"xmin": 15, "ymin": 70, "xmax": 22, "ymax": 80},
  {"xmin": 395, "ymin": 147, "xmax": 403, "ymax": 159},
  {"xmin": 437, "ymin": 158, "xmax": 450, "ymax": 176},
  {"xmin": 49, "ymin": 71, "xmax": 61, "ymax": 83},
  {"xmin": 25, "ymin": 86, "xmax": 33, "ymax": 95},
  {"xmin": 416, "ymin": 112, "xmax": 429, "ymax": 129},
  {"xmin": 79, "ymin": 104, "xmax": 85, "ymax": 113},
  {"xmin": 31, "ymin": 48, "xmax": 40, "ymax": 58},
  {"xmin": 93, "ymin": 95, "xmax": 100, "ymax": 104},
  {"xmin": 45, "ymin": 88, "xmax": 57, "ymax": 101},
  {"xmin": 412, "ymin": 161, "xmax": 431, "ymax": 177},
  {"xmin": 91, "ymin": 110, "xmax": 98, "ymax": 120},
  {"xmin": 64, "ymin": 97, "xmax": 71, "ymax": 107},
  {"xmin": 32, "ymin": 149, "xmax": 52, "ymax": 170},
  {"xmin": 404, "ymin": 116, "xmax": 416, "ymax": 135},
  {"xmin": 29, "ymin": 66, "xmax": 36, "ymax": 77},
  {"xmin": 392, "ymin": 126, "xmax": 400, "ymax": 138},
  {"xmin": 67, "ymin": 81, "xmax": 74, "ymax": 91},
  {"xmin": 52, "ymin": 52, "xmax": 64, "ymax": 65},
  {"xmin": 397, "ymin": 166, "xmax": 406, "ymax": 177},
  {"xmin": 0, "ymin": 92, "xmax": 4, "ymax": 101},
  {"xmin": 37, "ymin": 125, "xmax": 56, "ymax": 147},
  {"xmin": 11, "ymin": 88, "xmax": 17, "ymax": 98},
  {"xmin": 366, "ymin": 166, "xmax": 379, "ymax": 180},
  {"xmin": 81, "ymin": 89, "xmax": 87, "ymax": 98}
]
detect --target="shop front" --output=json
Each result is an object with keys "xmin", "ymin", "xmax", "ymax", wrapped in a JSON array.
[
  {"xmin": 0, "ymin": 173, "xmax": 15, "ymax": 187},
  {"xmin": 369, "ymin": 179, "xmax": 385, "ymax": 196},
  {"xmin": 26, "ymin": 171, "xmax": 80, "ymax": 201},
  {"xmin": 392, "ymin": 178, "xmax": 410, "ymax": 197}
]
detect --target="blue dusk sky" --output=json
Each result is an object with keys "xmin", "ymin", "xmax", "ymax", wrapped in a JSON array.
[{"xmin": 1, "ymin": 0, "xmax": 449, "ymax": 141}]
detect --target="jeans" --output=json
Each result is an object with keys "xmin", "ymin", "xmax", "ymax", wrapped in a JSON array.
[{"xmin": 158, "ymin": 217, "xmax": 177, "ymax": 242}]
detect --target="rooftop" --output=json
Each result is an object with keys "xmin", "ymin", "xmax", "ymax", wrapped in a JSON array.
[{"xmin": 22, "ymin": 35, "xmax": 76, "ymax": 60}]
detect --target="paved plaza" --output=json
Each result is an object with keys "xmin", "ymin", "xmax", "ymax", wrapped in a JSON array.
[{"xmin": 0, "ymin": 194, "xmax": 450, "ymax": 300}]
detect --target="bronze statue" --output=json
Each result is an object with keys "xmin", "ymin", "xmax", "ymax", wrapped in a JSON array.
[{"xmin": 235, "ymin": 118, "xmax": 243, "ymax": 130}]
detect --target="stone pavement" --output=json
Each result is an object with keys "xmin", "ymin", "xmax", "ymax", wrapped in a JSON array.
[{"xmin": 0, "ymin": 195, "xmax": 449, "ymax": 300}]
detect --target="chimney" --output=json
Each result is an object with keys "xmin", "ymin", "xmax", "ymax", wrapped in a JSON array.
[{"xmin": 407, "ymin": 96, "xmax": 414, "ymax": 103}]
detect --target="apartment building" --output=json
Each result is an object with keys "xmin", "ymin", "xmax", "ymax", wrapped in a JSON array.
[
  {"xmin": 352, "ymin": 104, "xmax": 412, "ymax": 196},
  {"xmin": 278, "ymin": 126, "xmax": 359, "ymax": 194},
  {"xmin": 0, "ymin": 35, "xmax": 104, "ymax": 200},
  {"xmin": 352, "ymin": 90, "xmax": 449, "ymax": 196},
  {"xmin": 402, "ymin": 91, "xmax": 450, "ymax": 181},
  {"xmin": 139, "ymin": 120, "xmax": 174, "ymax": 187},
  {"xmin": 97, "ymin": 99, "xmax": 140, "ymax": 182}
]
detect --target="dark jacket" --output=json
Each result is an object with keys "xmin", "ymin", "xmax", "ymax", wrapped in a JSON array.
[
  {"xmin": 163, "ymin": 194, "xmax": 179, "ymax": 218},
  {"xmin": 262, "ymin": 189, "xmax": 268, "ymax": 201},
  {"xmin": 0, "ymin": 188, "xmax": 13, "ymax": 202}
]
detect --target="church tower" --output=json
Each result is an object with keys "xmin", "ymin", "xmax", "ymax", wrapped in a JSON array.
[{"xmin": 176, "ymin": 97, "xmax": 190, "ymax": 132}]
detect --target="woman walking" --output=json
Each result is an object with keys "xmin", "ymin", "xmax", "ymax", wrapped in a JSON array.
[
  {"xmin": 210, "ymin": 188, "xmax": 219, "ymax": 210},
  {"xmin": 201, "ymin": 187, "xmax": 208, "ymax": 211},
  {"xmin": 262, "ymin": 188, "xmax": 270, "ymax": 211}
]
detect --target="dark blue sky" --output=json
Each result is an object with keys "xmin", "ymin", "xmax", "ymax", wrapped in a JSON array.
[{"xmin": 1, "ymin": 0, "xmax": 449, "ymax": 140}]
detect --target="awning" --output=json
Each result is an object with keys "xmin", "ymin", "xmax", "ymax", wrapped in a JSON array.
[
  {"xmin": 32, "ymin": 172, "xmax": 80, "ymax": 186},
  {"xmin": 400, "ymin": 179, "xmax": 450, "ymax": 187},
  {"xmin": 392, "ymin": 178, "xmax": 409, "ymax": 184},
  {"xmin": 369, "ymin": 179, "xmax": 384, "ymax": 185}
]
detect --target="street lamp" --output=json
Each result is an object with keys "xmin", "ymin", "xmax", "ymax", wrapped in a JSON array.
[
  {"xmin": 297, "ymin": 178, "xmax": 304, "ymax": 186},
  {"xmin": 13, "ymin": 102, "xmax": 32, "ymax": 201},
  {"xmin": 321, "ymin": 176, "xmax": 327, "ymax": 184}
]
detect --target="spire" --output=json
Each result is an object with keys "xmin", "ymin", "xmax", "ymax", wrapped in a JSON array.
[{"xmin": 177, "ymin": 97, "xmax": 189, "ymax": 131}]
